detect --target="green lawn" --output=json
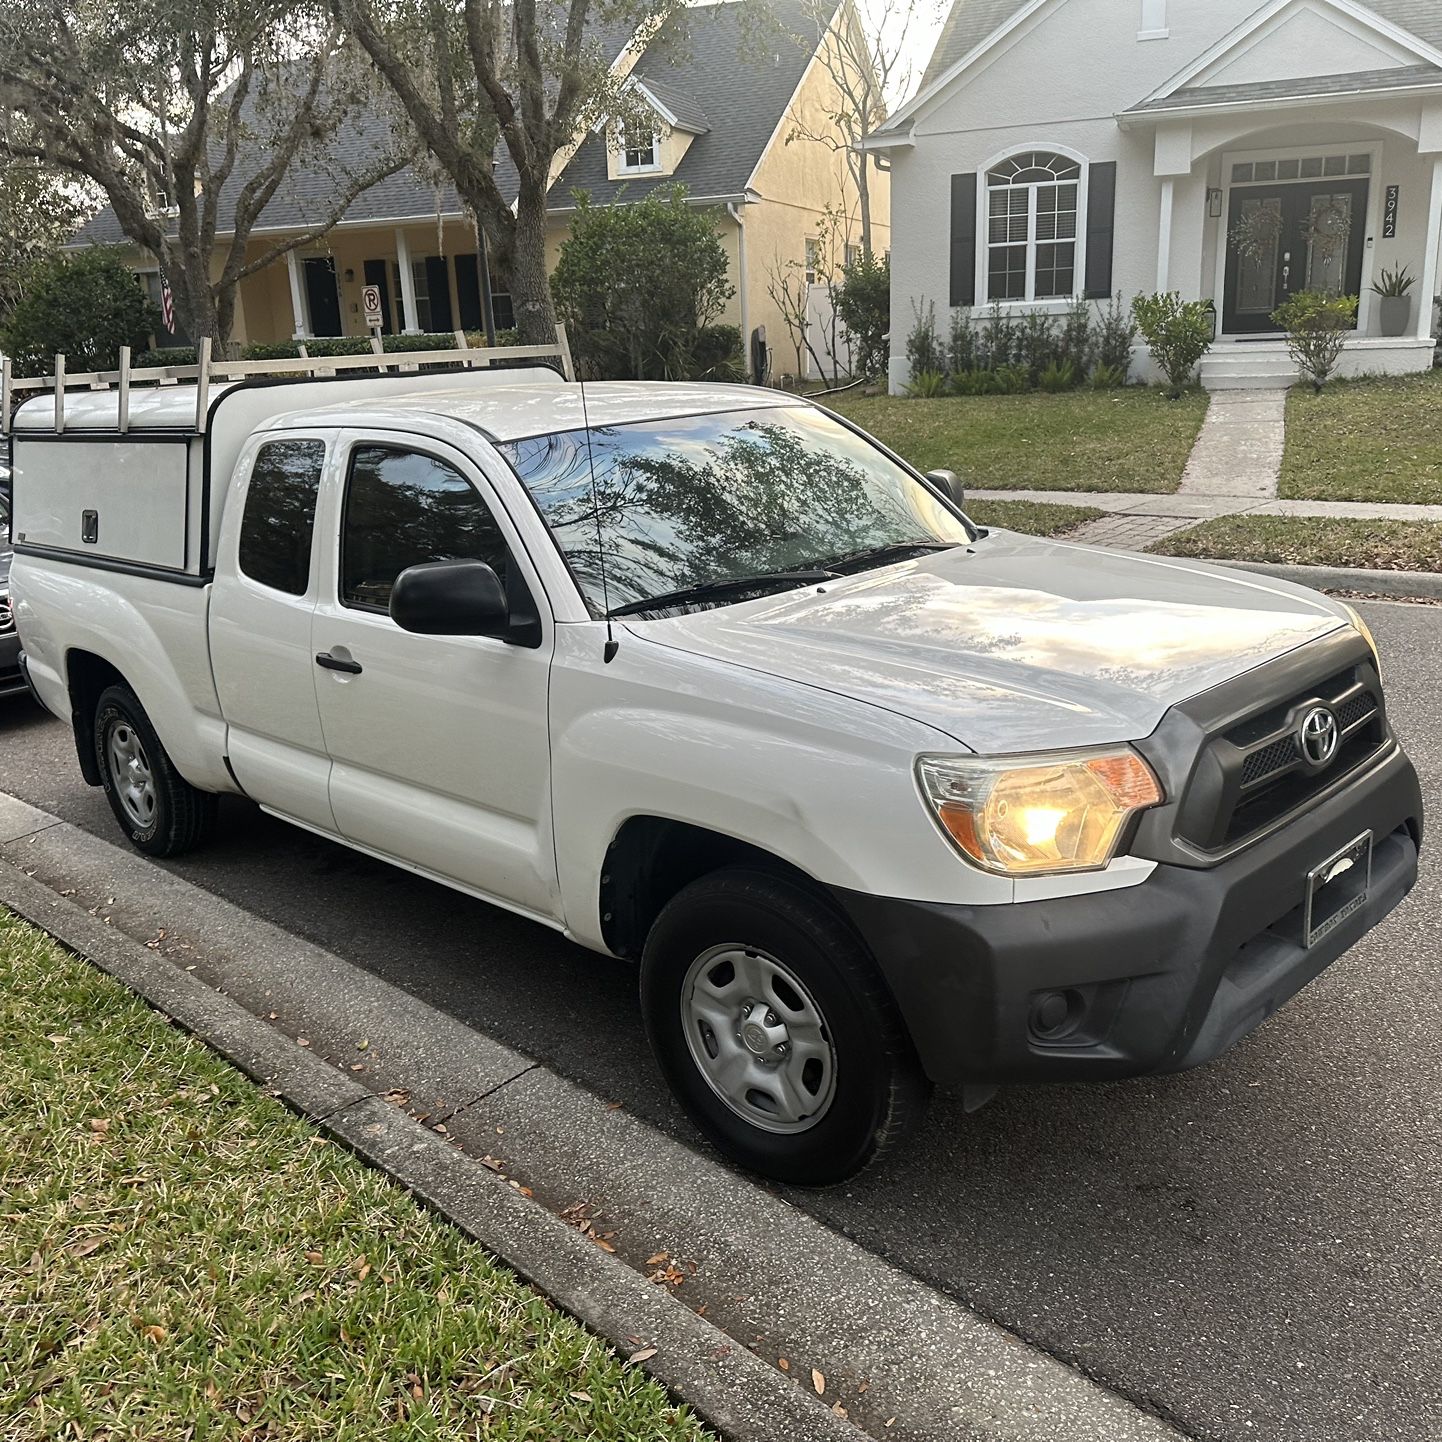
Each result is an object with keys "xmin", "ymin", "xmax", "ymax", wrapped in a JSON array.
[
  {"xmin": 1281, "ymin": 371, "xmax": 1442, "ymax": 504},
  {"xmin": 828, "ymin": 388, "xmax": 1209, "ymax": 494},
  {"xmin": 1152, "ymin": 515, "xmax": 1442, "ymax": 571},
  {"xmin": 965, "ymin": 498, "xmax": 1103, "ymax": 536},
  {"xmin": 0, "ymin": 910, "xmax": 712, "ymax": 1442}
]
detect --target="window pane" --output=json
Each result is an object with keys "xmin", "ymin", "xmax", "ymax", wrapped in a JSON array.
[
  {"xmin": 1349, "ymin": 153, "xmax": 1371, "ymax": 174},
  {"xmin": 1277, "ymin": 158, "xmax": 1300, "ymax": 180},
  {"xmin": 1323, "ymin": 154, "xmax": 1346, "ymax": 176},
  {"xmin": 238, "ymin": 440, "xmax": 326, "ymax": 596},
  {"xmin": 988, "ymin": 245, "xmax": 1028, "ymax": 301},
  {"xmin": 1231, "ymin": 163, "xmax": 1254, "ymax": 183},
  {"xmin": 1299, "ymin": 156, "xmax": 1324, "ymax": 178},
  {"xmin": 1035, "ymin": 182, "xmax": 1077, "ymax": 241},
  {"xmin": 988, "ymin": 188, "xmax": 1028, "ymax": 243},
  {"xmin": 341, "ymin": 447, "xmax": 508, "ymax": 611},
  {"xmin": 1253, "ymin": 160, "xmax": 1276, "ymax": 181},
  {"xmin": 1034, "ymin": 243, "xmax": 1075, "ymax": 299}
]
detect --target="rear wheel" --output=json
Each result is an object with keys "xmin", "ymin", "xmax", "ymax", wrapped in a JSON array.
[
  {"xmin": 95, "ymin": 684, "xmax": 216, "ymax": 857},
  {"xmin": 640, "ymin": 867, "xmax": 929, "ymax": 1185}
]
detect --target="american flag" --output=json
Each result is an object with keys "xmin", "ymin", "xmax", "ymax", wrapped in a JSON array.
[{"xmin": 160, "ymin": 272, "xmax": 175, "ymax": 333}]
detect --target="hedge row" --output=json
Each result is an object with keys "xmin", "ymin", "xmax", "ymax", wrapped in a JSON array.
[{"xmin": 134, "ymin": 330, "xmax": 521, "ymax": 368}]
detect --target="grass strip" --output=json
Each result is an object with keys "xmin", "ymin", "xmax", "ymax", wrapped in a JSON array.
[
  {"xmin": 965, "ymin": 499, "xmax": 1103, "ymax": 536},
  {"xmin": 0, "ymin": 908, "xmax": 712, "ymax": 1442},
  {"xmin": 1281, "ymin": 372, "xmax": 1442, "ymax": 505},
  {"xmin": 1150, "ymin": 515, "xmax": 1442, "ymax": 572},
  {"xmin": 828, "ymin": 389, "xmax": 1209, "ymax": 494}
]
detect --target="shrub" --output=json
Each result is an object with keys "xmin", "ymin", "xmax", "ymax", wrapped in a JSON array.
[
  {"xmin": 1131, "ymin": 292, "xmax": 1213, "ymax": 398},
  {"xmin": 1018, "ymin": 309, "xmax": 1056, "ymax": 387},
  {"xmin": 980, "ymin": 303, "xmax": 1020, "ymax": 370},
  {"xmin": 1058, "ymin": 300, "xmax": 1095, "ymax": 377},
  {"xmin": 552, "ymin": 185, "xmax": 732, "ymax": 380},
  {"xmin": 952, "ymin": 367, "xmax": 1000, "ymax": 396},
  {"xmin": 905, "ymin": 300, "xmax": 946, "ymax": 378},
  {"xmin": 904, "ymin": 368, "xmax": 948, "ymax": 398},
  {"xmin": 1, "ymin": 247, "xmax": 159, "ymax": 376},
  {"xmin": 133, "ymin": 331, "xmax": 522, "ymax": 371},
  {"xmin": 689, "ymin": 324, "xmax": 745, "ymax": 381},
  {"xmin": 1039, "ymin": 358, "xmax": 1078, "ymax": 392},
  {"xmin": 948, "ymin": 307, "xmax": 979, "ymax": 374},
  {"xmin": 1271, "ymin": 291, "xmax": 1359, "ymax": 391},
  {"xmin": 1093, "ymin": 292, "xmax": 1137, "ymax": 378},
  {"xmin": 1089, "ymin": 361, "xmax": 1128, "ymax": 390},
  {"xmin": 833, "ymin": 250, "xmax": 889, "ymax": 380},
  {"xmin": 993, "ymin": 363, "xmax": 1029, "ymax": 395}
]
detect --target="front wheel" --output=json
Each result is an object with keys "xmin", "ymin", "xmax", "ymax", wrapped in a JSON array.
[
  {"xmin": 640, "ymin": 867, "xmax": 930, "ymax": 1185},
  {"xmin": 95, "ymin": 684, "xmax": 217, "ymax": 857}
]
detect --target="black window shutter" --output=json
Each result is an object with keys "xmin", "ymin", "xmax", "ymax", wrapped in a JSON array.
[
  {"xmin": 950, "ymin": 174, "xmax": 978, "ymax": 307},
  {"xmin": 424, "ymin": 255, "xmax": 454, "ymax": 332},
  {"xmin": 1084, "ymin": 162, "xmax": 1117, "ymax": 299}
]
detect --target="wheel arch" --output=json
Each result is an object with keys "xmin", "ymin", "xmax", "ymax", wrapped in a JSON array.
[
  {"xmin": 66, "ymin": 650, "xmax": 130, "ymax": 785},
  {"xmin": 600, "ymin": 817, "xmax": 829, "ymax": 960}
]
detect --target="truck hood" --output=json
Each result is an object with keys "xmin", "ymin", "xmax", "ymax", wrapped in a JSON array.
[{"xmin": 627, "ymin": 531, "xmax": 1349, "ymax": 752}]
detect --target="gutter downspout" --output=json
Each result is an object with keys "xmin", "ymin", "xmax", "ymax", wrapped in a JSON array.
[{"xmin": 727, "ymin": 200, "xmax": 750, "ymax": 372}]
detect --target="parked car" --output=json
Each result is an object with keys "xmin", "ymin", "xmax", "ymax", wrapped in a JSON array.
[
  {"xmin": 0, "ymin": 486, "xmax": 26, "ymax": 700},
  {"xmin": 6, "ymin": 365, "xmax": 1422, "ymax": 1183}
]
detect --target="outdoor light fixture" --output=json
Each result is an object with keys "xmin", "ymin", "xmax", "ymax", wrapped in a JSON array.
[
  {"xmin": 344, "ymin": 267, "xmax": 356, "ymax": 283},
  {"xmin": 1207, "ymin": 188, "xmax": 1225, "ymax": 219}
]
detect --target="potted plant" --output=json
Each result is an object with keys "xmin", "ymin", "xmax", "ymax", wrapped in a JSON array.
[{"xmin": 1371, "ymin": 266, "xmax": 1416, "ymax": 337}]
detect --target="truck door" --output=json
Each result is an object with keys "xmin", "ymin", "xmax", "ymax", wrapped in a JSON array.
[
  {"xmin": 209, "ymin": 436, "xmax": 337, "ymax": 832},
  {"xmin": 310, "ymin": 434, "xmax": 558, "ymax": 921}
]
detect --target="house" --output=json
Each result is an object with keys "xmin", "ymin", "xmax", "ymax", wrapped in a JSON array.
[
  {"xmin": 72, "ymin": 0, "xmax": 888, "ymax": 383},
  {"xmin": 866, "ymin": 0, "xmax": 1442, "ymax": 391}
]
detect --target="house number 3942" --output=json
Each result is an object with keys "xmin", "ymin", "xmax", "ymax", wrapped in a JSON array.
[{"xmin": 1383, "ymin": 186, "xmax": 1400, "ymax": 239}]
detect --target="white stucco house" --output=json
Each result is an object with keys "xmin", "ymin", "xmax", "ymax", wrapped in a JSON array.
[{"xmin": 867, "ymin": 0, "xmax": 1442, "ymax": 391}]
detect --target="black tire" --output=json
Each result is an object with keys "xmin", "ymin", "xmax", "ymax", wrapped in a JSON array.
[
  {"xmin": 94, "ymin": 684, "xmax": 217, "ymax": 857},
  {"xmin": 640, "ymin": 867, "xmax": 930, "ymax": 1185}
]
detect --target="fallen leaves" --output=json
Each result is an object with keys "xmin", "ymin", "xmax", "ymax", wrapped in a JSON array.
[
  {"xmin": 70, "ymin": 1237, "xmax": 106, "ymax": 1258},
  {"xmin": 811, "ymin": 1367, "xmax": 825, "ymax": 1397},
  {"xmin": 629, "ymin": 1347, "xmax": 657, "ymax": 1364}
]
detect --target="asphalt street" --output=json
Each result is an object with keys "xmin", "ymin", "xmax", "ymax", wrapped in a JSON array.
[{"xmin": 2, "ymin": 598, "xmax": 1438, "ymax": 1442}]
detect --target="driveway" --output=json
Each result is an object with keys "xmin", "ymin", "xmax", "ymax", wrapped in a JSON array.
[{"xmin": 1, "ymin": 598, "xmax": 1437, "ymax": 1442}]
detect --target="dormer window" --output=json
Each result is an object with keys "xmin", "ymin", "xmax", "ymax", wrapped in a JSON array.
[{"xmin": 620, "ymin": 124, "xmax": 661, "ymax": 174}]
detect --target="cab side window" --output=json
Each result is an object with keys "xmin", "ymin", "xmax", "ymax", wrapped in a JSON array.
[
  {"xmin": 341, "ymin": 445, "xmax": 509, "ymax": 613},
  {"xmin": 238, "ymin": 439, "xmax": 326, "ymax": 596}
]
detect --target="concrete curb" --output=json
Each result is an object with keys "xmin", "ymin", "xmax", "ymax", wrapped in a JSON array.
[
  {"xmin": 0, "ymin": 794, "xmax": 1190, "ymax": 1442},
  {"xmin": 0, "ymin": 859, "xmax": 863, "ymax": 1442},
  {"xmin": 1210, "ymin": 559, "xmax": 1442, "ymax": 600}
]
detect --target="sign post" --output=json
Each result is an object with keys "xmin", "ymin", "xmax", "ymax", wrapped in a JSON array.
[{"xmin": 361, "ymin": 284, "xmax": 384, "ymax": 337}]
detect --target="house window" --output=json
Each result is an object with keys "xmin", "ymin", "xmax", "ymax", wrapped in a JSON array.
[
  {"xmin": 620, "ymin": 124, "xmax": 660, "ymax": 173},
  {"xmin": 986, "ymin": 151, "xmax": 1082, "ymax": 303},
  {"xmin": 805, "ymin": 238, "xmax": 821, "ymax": 284}
]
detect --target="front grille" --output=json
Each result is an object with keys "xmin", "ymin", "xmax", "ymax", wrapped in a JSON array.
[{"xmin": 1179, "ymin": 663, "xmax": 1387, "ymax": 852}]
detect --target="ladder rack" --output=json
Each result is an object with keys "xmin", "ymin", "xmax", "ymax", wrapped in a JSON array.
[{"xmin": 0, "ymin": 325, "xmax": 575, "ymax": 437}]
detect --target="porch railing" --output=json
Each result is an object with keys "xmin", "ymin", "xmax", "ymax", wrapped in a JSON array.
[{"xmin": 0, "ymin": 325, "xmax": 576, "ymax": 437}]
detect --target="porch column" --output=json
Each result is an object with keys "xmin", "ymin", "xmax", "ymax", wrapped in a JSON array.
[
  {"xmin": 394, "ymin": 228, "xmax": 421, "ymax": 334},
  {"xmin": 1156, "ymin": 177, "xmax": 1175, "ymax": 293},
  {"xmin": 285, "ymin": 249, "xmax": 310, "ymax": 340},
  {"xmin": 1418, "ymin": 156, "xmax": 1442, "ymax": 340}
]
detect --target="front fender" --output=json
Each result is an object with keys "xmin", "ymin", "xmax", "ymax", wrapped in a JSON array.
[
  {"xmin": 548, "ymin": 627, "xmax": 1011, "ymax": 951},
  {"xmin": 12, "ymin": 559, "xmax": 236, "ymax": 795}
]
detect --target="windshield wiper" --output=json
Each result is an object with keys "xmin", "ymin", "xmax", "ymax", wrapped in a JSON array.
[
  {"xmin": 819, "ymin": 540, "xmax": 958, "ymax": 574},
  {"xmin": 608, "ymin": 569, "xmax": 840, "ymax": 618}
]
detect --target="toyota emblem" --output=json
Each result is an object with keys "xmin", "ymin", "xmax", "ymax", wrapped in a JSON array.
[{"xmin": 1298, "ymin": 705, "xmax": 1340, "ymax": 768}]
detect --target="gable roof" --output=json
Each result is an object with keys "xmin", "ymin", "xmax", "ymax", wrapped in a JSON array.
[
  {"xmin": 917, "ymin": 0, "xmax": 1032, "ymax": 94},
  {"xmin": 550, "ymin": 0, "xmax": 826, "ymax": 209},
  {"xmin": 1126, "ymin": 61, "xmax": 1442, "ymax": 116},
  {"xmin": 1364, "ymin": 0, "xmax": 1442, "ymax": 48}
]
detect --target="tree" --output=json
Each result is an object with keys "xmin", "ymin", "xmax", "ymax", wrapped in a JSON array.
[
  {"xmin": 330, "ymin": 0, "xmax": 689, "ymax": 346},
  {"xmin": 0, "ymin": 153, "xmax": 90, "ymax": 328},
  {"xmin": 783, "ymin": 0, "xmax": 934, "ymax": 255},
  {"xmin": 1, "ymin": 248, "xmax": 159, "ymax": 376},
  {"xmin": 0, "ymin": 0, "xmax": 409, "ymax": 349},
  {"xmin": 834, "ymin": 249, "xmax": 889, "ymax": 380},
  {"xmin": 552, "ymin": 186, "xmax": 732, "ymax": 379}
]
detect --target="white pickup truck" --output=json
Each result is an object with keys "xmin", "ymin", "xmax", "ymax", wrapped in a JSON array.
[{"xmin": 7, "ymin": 354, "xmax": 1422, "ymax": 1183}]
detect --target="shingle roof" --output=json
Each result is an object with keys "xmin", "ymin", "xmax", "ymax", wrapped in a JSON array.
[
  {"xmin": 1127, "ymin": 62, "xmax": 1442, "ymax": 114},
  {"xmin": 917, "ymin": 0, "xmax": 1032, "ymax": 94},
  {"xmin": 72, "ymin": 0, "xmax": 823, "ymax": 246},
  {"xmin": 1364, "ymin": 0, "xmax": 1442, "ymax": 50},
  {"xmin": 550, "ymin": 0, "xmax": 826, "ymax": 209}
]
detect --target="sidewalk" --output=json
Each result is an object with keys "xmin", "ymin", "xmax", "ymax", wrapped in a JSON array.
[{"xmin": 971, "ymin": 387, "xmax": 1442, "ymax": 549}]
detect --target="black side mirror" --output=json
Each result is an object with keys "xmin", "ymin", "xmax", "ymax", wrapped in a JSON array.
[
  {"xmin": 925, "ymin": 468, "xmax": 966, "ymax": 508},
  {"xmin": 390, "ymin": 559, "xmax": 509, "ymax": 637}
]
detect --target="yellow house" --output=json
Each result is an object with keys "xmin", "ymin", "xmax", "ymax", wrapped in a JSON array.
[{"xmin": 73, "ymin": 0, "xmax": 889, "ymax": 384}]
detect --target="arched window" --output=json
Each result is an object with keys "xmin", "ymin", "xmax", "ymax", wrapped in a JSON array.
[{"xmin": 986, "ymin": 151, "xmax": 1083, "ymax": 302}]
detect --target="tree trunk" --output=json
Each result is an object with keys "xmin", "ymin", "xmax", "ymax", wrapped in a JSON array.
[
  {"xmin": 856, "ymin": 156, "xmax": 873, "ymax": 256},
  {"xmin": 510, "ymin": 178, "xmax": 558, "ymax": 346}
]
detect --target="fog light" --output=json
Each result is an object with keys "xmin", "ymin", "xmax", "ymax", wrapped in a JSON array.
[{"xmin": 1029, "ymin": 989, "xmax": 1083, "ymax": 1040}]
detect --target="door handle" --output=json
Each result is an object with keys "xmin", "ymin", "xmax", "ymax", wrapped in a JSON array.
[{"xmin": 315, "ymin": 651, "xmax": 363, "ymax": 675}]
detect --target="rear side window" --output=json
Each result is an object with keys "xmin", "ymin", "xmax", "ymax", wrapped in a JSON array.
[
  {"xmin": 238, "ymin": 440, "xmax": 326, "ymax": 596},
  {"xmin": 341, "ymin": 445, "xmax": 509, "ymax": 612}
]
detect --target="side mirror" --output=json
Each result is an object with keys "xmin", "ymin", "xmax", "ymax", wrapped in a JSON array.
[
  {"xmin": 390, "ymin": 559, "xmax": 509, "ymax": 637},
  {"xmin": 925, "ymin": 468, "xmax": 966, "ymax": 508}
]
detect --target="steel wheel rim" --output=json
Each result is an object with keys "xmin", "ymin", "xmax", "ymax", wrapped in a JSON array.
[
  {"xmin": 681, "ymin": 943, "xmax": 837, "ymax": 1135},
  {"xmin": 107, "ymin": 721, "xmax": 157, "ymax": 831}
]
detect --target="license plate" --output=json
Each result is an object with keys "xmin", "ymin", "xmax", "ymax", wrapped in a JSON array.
[{"xmin": 1304, "ymin": 831, "xmax": 1372, "ymax": 949}]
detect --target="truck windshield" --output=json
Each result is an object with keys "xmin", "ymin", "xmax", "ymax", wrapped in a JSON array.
[{"xmin": 499, "ymin": 405, "xmax": 973, "ymax": 618}]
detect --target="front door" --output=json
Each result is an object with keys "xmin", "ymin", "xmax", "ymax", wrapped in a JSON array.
[
  {"xmin": 310, "ymin": 435, "xmax": 558, "ymax": 920},
  {"xmin": 303, "ymin": 258, "xmax": 343, "ymax": 338},
  {"xmin": 1223, "ymin": 179, "xmax": 1368, "ymax": 333}
]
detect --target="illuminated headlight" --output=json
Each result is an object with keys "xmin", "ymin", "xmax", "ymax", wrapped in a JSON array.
[
  {"xmin": 1342, "ymin": 603, "xmax": 1380, "ymax": 676},
  {"xmin": 917, "ymin": 749, "xmax": 1164, "ymax": 876}
]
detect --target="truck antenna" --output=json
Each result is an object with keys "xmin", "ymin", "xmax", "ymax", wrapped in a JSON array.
[{"xmin": 576, "ymin": 371, "xmax": 619, "ymax": 663}]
